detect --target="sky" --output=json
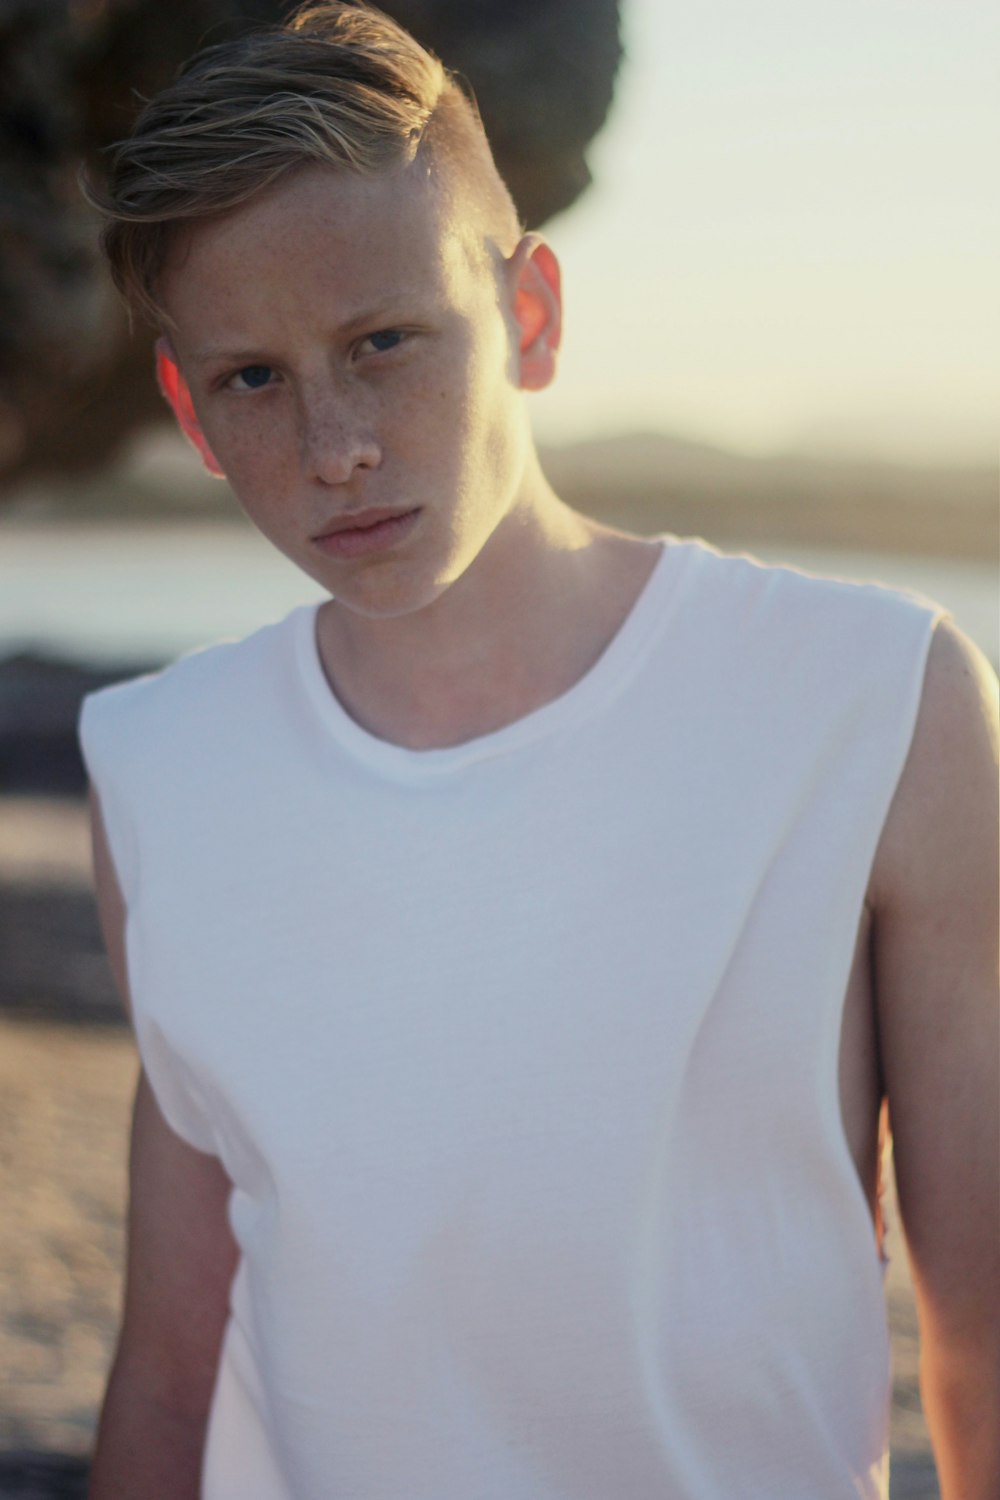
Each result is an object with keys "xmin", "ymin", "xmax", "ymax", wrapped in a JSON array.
[{"xmin": 529, "ymin": 0, "xmax": 998, "ymax": 465}]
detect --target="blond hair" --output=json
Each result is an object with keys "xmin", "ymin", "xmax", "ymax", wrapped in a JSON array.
[{"xmin": 85, "ymin": 1, "xmax": 520, "ymax": 325}]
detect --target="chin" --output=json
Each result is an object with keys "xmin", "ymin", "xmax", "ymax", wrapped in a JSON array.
[{"xmin": 324, "ymin": 568, "xmax": 450, "ymax": 622}]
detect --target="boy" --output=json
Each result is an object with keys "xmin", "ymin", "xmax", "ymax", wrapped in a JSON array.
[{"xmin": 80, "ymin": 4, "xmax": 999, "ymax": 1497}]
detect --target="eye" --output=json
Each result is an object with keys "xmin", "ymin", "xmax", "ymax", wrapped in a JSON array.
[
  {"xmin": 229, "ymin": 364, "xmax": 274, "ymax": 390},
  {"xmin": 359, "ymin": 329, "xmax": 404, "ymax": 356}
]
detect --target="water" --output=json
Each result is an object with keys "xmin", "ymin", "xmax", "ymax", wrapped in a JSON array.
[
  {"xmin": 0, "ymin": 520, "xmax": 996, "ymax": 669},
  {"xmin": 0, "ymin": 521, "xmax": 327, "ymax": 666}
]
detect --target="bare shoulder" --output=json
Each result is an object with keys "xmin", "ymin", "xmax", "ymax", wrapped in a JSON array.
[
  {"xmin": 866, "ymin": 621, "xmax": 1000, "ymax": 1485},
  {"xmin": 870, "ymin": 615, "xmax": 999, "ymax": 918},
  {"xmin": 868, "ymin": 615, "xmax": 998, "ymax": 1342}
]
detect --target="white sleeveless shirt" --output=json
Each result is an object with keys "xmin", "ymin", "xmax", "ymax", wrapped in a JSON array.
[{"xmin": 79, "ymin": 534, "xmax": 949, "ymax": 1499}]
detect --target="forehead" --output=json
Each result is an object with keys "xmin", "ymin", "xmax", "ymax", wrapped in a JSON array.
[{"xmin": 159, "ymin": 162, "xmax": 492, "ymax": 340}]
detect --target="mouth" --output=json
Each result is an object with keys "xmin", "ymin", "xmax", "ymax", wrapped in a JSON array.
[
  {"xmin": 311, "ymin": 506, "xmax": 422, "ymax": 559},
  {"xmin": 312, "ymin": 506, "xmax": 418, "ymax": 539}
]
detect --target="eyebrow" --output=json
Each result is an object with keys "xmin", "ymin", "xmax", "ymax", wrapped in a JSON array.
[
  {"xmin": 188, "ymin": 347, "xmax": 271, "ymax": 368},
  {"xmin": 187, "ymin": 346, "xmax": 269, "ymax": 367},
  {"xmin": 185, "ymin": 296, "xmax": 428, "ymax": 366}
]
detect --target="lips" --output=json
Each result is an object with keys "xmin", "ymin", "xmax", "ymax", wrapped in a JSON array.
[
  {"xmin": 312, "ymin": 506, "xmax": 418, "ymax": 540},
  {"xmin": 310, "ymin": 506, "xmax": 421, "ymax": 560}
]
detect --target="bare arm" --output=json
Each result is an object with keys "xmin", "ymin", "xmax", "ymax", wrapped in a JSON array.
[
  {"xmin": 87, "ymin": 789, "xmax": 239, "ymax": 1500},
  {"xmin": 871, "ymin": 620, "xmax": 1000, "ymax": 1500}
]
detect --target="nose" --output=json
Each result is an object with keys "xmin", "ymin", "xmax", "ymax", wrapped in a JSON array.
[{"xmin": 298, "ymin": 386, "xmax": 381, "ymax": 485}]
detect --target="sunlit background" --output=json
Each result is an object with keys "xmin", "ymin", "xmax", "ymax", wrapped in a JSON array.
[{"xmin": 533, "ymin": 0, "xmax": 999, "ymax": 466}]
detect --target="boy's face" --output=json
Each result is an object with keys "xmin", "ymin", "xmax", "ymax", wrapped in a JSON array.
[{"xmin": 158, "ymin": 160, "xmax": 559, "ymax": 620}]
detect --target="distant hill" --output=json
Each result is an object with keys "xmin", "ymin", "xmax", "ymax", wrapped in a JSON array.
[
  {"xmin": 538, "ymin": 432, "xmax": 997, "ymax": 560},
  {"xmin": 4, "ymin": 426, "xmax": 996, "ymax": 561}
]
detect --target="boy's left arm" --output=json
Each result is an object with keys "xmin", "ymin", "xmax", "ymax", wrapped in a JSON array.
[{"xmin": 871, "ymin": 618, "xmax": 1000, "ymax": 1500}]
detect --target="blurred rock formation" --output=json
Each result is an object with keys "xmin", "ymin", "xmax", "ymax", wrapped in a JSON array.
[
  {"xmin": 0, "ymin": 1454, "xmax": 88, "ymax": 1500},
  {"xmin": 0, "ymin": 0, "xmax": 622, "ymax": 492}
]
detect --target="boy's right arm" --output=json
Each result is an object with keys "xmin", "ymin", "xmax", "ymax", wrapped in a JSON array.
[{"xmin": 87, "ymin": 788, "xmax": 239, "ymax": 1500}]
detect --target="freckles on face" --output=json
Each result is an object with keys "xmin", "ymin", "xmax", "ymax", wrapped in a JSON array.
[{"xmin": 156, "ymin": 163, "xmax": 532, "ymax": 612}]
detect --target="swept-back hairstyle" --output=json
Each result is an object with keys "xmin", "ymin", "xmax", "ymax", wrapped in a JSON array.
[{"xmin": 85, "ymin": 1, "xmax": 520, "ymax": 325}]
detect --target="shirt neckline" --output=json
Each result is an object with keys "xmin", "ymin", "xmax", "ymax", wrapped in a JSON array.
[{"xmin": 292, "ymin": 532, "xmax": 693, "ymax": 780}]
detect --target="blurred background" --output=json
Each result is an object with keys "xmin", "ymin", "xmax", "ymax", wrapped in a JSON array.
[{"xmin": 1, "ymin": 0, "xmax": 996, "ymax": 1494}]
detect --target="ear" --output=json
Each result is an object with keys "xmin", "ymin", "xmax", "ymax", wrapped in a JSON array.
[
  {"xmin": 155, "ymin": 339, "xmax": 225, "ymax": 477},
  {"xmin": 508, "ymin": 235, "xmax": 562, "ymax": 392}
]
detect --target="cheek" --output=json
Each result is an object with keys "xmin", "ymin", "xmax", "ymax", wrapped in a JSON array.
[
  {"xmin": 209, "ymin": 403, "xmax": 292, "ymax": 483},
  {"xmin": 432, "ymin": 321, "xmax": 515, "ymax": 452},
  {"xmin": 461, "ymin": 325, "xmax": 526, "ymax": 467}
]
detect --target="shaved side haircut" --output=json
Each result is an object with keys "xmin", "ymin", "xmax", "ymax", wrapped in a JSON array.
[{"xmin": 85, "ymin": 0, "xmax": 522, "ymax": 326}]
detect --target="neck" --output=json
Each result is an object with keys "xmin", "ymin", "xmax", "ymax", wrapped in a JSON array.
[{"xmin": 314, "ymin": 475, "xmax": 660, "ymax": 750}]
